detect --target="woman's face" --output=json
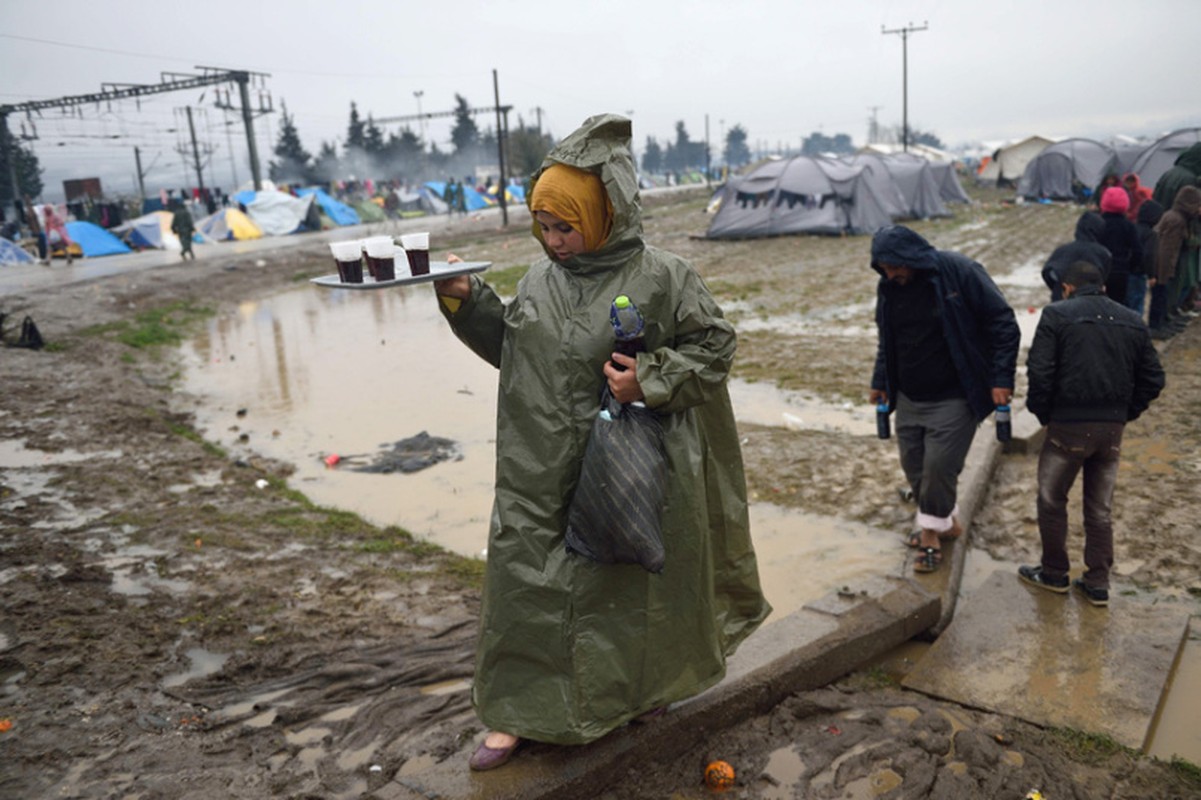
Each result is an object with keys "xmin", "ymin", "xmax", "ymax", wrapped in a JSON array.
[{"xmin": 534, "ymin": 210, "xmax": 587, "ymax": 260}]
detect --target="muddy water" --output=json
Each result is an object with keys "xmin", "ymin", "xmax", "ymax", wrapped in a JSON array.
[{"xmin": 179, "ymin": 284, "xmax": 898, "ymax": 619}]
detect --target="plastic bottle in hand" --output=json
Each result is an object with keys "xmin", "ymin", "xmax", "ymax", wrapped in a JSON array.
[
  {"xmin": 609, "ymin": 295, "xmax": 645, "ymax": 372},
  {"xmin": 995, "ymin": 404, "xmax": 1012, "ymax": 442},
  {"xmin": 876, "ymin": 401, "xmax": 891, "ymax": 439}
]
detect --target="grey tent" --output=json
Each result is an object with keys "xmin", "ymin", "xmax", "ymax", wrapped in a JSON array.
[
  {"xmin": 924, "ymin": 159, "xmax": 972, "ymax": 203},
  {"xmin": 841, "ymin": 154, "xmax": 908, "ymax": 219},
  {"xmin": 1129, "ymin": 128, "xmax": 1201, "ymax": 190},
  {"xmin": 1112, "ymin": 142, "xmax": 1146, "ymax": 177},
  {"xmin": 880, "ymin": 154, "xmax": 951, "ymax": 218},
  {"xmin": 706, "ymin": 156, "xmax": 892, "ymax": 238},
  {"xmin": 1017, "ymin": 138, "xmax": 1118, "ymax": 200}
]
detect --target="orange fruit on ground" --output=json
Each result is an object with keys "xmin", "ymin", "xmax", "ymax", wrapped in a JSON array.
[{"xmin": 704, "ymin": 760, "xmax": 735, "ymax": 791}]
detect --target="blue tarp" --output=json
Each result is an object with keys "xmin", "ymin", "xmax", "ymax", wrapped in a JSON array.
[
  {"xmin": 64, "ymin": 221, "xmax": 131, "ymax": 257},
  {"xmin": 423, "ymin": 181, "xmax": 492, "ymax": 212},
  {"xmin": 295, "ymin": 187, "xmax": 360, "ymax": 226},
  {"xmin": 0, "ymin": 237, "xmax": 35, "ymax": 265},
  {"xmin": 233, "ymin": 189, "xmax": 257, "ymax": 207}
]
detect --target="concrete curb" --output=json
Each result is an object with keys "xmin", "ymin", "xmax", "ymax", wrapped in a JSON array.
[
  {"xmin": 374, "ymin": 577, "xmax": 939, "ymax": 800},
  {"xmin": 374, "ymin": 412, "xmax": 1041, "ymax": 799}
]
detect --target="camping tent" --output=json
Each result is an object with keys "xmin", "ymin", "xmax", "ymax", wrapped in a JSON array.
[
  {"xmin": 706, "ymin": 156, "xmax": 892, "ymax": 238},
  {"xmin": 1129, "ymin": 128, "xmax": 1201, "ymax": 191},
  {"xmin": 352, "ymin": 200, "xmax": 387, "ymax": 223},
  {"xmin": 922, "ymin": 159, "xmax": 972, "ymax": 203},
  {"xmin": 197, "ymin": 208, "xmax": 262, "ymax": 241},
  {"xmin": 295, "ymin": 187, "xmax": 361, "ymax": 226},
  {"xmin": 113, "ymin": 211, "xmax": 183, "ymax": 250},
  {"xmin": 977, "ymin": 136, "xmax": 1055, "ymax": 186},
  {"xmin": 423, "ymin": 181, "xmax": 493, "ymax": 212},
  {"xmin": 1017, "ymin": 139, "xmax": 1118, "ymax": 200},
  {"xmin": 240, "ymin": 190, "xmax": 315, "ymax": 236},
  {"xmin": 0, "ymin": 238, "xmax": 35, "ymax": 265},
  {"xmin": 64, "ymin": 221, "xmax": 131, "ymax": 257}
]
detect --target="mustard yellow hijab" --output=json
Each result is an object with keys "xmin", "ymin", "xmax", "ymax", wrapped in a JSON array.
[{"xmin": 529, "ymin": 163, "xmax": 614, "ymax": 254}]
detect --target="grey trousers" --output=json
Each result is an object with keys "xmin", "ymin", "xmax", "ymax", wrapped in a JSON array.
[
  {"xmin": 1036, "ymin": 421, "xmax": 1124, "ymax": 590},
  {"xmin": 895, "ymin": 393, "xmax": 977, "ymax": 532}
]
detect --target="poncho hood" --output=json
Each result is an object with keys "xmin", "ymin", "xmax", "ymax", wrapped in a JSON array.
[{"xmin": 528, "ymin": 114, "xmax": 644, "ymax": 275}]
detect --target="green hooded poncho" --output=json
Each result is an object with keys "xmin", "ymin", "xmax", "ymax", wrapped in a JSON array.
[{"xmin": 439, "ymin": 114, "xmax": 770, "ymax": 745}]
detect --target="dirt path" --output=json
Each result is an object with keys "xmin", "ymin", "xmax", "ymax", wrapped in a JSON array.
[{"xmin": 2, "ymin": 188, "xmax": 1198, "ymax": 798}]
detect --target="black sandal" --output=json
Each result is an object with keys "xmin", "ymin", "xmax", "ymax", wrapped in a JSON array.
[{"xmin": 914, "ymin": 546, "xmax": 942, "ymax": 573}]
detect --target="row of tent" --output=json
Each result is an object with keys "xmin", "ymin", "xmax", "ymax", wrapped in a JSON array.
[
  {"xmin": 980, "ymin": 128, "xmax": 1201, "ymax": 201},
  {"xmin": 705, "ymin": 152, "xmax": 970, "ymax": 239}
]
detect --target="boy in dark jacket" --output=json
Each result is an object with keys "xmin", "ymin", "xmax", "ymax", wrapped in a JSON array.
[
  {"xmin": 869, "ymin": 225, "xmax": 1020, "ymax": 573},
  {"xmin": 1042, "ymin": 211, "xmax": 1111, "ymax": 303},
  {"xmin": 1019, "ymin": 261, "xmax": 1164, "ymax": 607}
]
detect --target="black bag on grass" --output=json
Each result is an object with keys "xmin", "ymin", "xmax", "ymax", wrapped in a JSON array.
[{"xmin": 565, "ymin": 386, "xmax": 667, "ymax": 573}]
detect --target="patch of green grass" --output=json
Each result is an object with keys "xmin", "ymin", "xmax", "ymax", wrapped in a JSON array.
[
  {"xmin": 1169, "ymin": 755, "xmax": 1201, "ymax": 784},
  {"xmin": 43, "ymin": 341, "xmax": 67, "ymax": 352},
  {"xmin": 163, "ymin": 418, "xmax": 226, "ymax": 458},
  {"xmin": 485, "ymin": 263, "xmax": 531, "ymax": 297},
  {"xmin": 81, "ymin": 300, "xmax": 213, "ymax": 350},
  {"xmin": 1050, "ymin": 727, "xmax": 1136, "ymax": 763}
]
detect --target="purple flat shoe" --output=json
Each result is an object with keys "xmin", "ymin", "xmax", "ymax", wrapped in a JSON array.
[{"xmin": 469, "ymin": 735, "xmax": 522, "ymax": 771}]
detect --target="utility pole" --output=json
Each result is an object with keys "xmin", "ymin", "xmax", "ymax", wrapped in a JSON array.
[
  {"xmin": 2, "ymin": 115, "xmax": 20, "ymax": 219},
  {"xmin": 236, "ymin": 75, "xmax": 263, "ymax": 190},
  {"xmin": 881, "ymin": 21, "xmax": 927, "ymax": 152},
  {"xmin": 492, "ymin": 69, "xmax": 508, "ymax": 227},
  {"xmin": 867, "ymin": 106, "xmax": 882, "ymax": 145},
  {"xmin": 185, "ymin": 106, "xmax": 206, "ymax": 193},
  {"xmin": 413, "ymin": 90, "xmax": 425, "ymax": 143},
  {"xmin": 704, "ymin": 114, "xmax": 711, "ymax": 190},
  {"xmin": 533, "ymin": 106, "xmax": 543, "ymax": 137},
  {"xmin": 134, "ymin": 146, "xmax": 146, "ymax": 199}
]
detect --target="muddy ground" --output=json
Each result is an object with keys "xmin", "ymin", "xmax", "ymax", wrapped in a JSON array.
[{"xmin": 2, "ymin": 186, "xmax": 1199, "ymax": 799}]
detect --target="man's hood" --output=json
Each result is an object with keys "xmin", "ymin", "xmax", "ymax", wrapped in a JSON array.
[
  {"xmin": 1137, "ymin": 199, "xmax": 1164, "ymax": 227},
  {"xmin": 870, "ymin": 225, "xmax": 938, "ymax": 276},
  {"xmin": 1074, "ymin": 211, "xmax": 1105, "ymax": 243}
]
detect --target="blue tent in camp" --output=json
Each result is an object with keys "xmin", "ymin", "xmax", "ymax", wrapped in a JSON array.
[
  {"xmin": 64, "ymin": 221, "xmax": 131, "ymax": 257},
  {"xmin": 296, "ymin": 187, "xmax": 360, "ymax": 226},
  {"xmin": 0, "ymin": 238, "xmax": 36, "ymax": 265},
  {"xmin": 423, "ymin": 181, "xmax": 493, "ymax": 212}
]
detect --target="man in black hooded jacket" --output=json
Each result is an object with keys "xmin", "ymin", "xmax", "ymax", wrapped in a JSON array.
[
  {"xmin": 869, "ymin": 225, "xmax": 1020, "ymax": 573},
  {"xmin": 1019, "ymin": 261, "xmax": 1164, "ymax": 607}
]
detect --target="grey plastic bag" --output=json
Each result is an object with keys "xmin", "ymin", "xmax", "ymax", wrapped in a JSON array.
[{"xmin": 565, "ymin": 387, "xmax": 667, "ymax": 573}]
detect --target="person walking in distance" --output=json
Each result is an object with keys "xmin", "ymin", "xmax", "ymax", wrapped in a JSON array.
[
  {"xmin": 1019, "ymin": 261, "xmax": 1164, "ymax": 607},
  {"xmin": 869, "ymin": 225, "xmax": 1020, "ymax": 573},
  {"xmin": 170, "ymin": 200, "xmax": 196, "ymax": 261}
]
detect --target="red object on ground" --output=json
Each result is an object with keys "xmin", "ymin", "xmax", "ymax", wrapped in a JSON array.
[{"xmin": 324, "ymin": 454, "xmax": 341, "ymax": 468}]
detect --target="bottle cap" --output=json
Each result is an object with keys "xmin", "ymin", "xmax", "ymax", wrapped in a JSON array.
[{"xmin": 614, "ymin": 295, "xmax": 631, "ymax": 309}]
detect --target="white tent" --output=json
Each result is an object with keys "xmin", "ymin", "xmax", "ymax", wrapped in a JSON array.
[
  {"xmin": 977, "ymin": 136, "xmax": 1055, "ymax": 186},
  {"xmin": 242, "ymin": 190, "xmax": 316, "ymax": 236}
]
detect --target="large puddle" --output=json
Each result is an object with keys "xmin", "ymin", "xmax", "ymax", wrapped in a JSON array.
[{"xmin": 179, "ymin": 282, "xmax": 897, "ymax": 618}]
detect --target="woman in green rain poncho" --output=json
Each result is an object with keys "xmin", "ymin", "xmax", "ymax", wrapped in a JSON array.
[{"xmin": 433, "ymin": 113, "xmax": 770, "ymax": 771}]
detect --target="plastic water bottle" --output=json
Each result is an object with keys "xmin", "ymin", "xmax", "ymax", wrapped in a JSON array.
[
  {"xmin": 995, "ymin": 404, "xmax": 1012, "ymax": 442},
  {"xmin": 609, "ymin": 295, "xmax": 645, "ymax": 372},
  {"xmin": 876, "ymin": 401, "xmax": 891, "ymax": 439}
]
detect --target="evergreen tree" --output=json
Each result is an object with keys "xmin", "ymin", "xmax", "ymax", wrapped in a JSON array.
[
  {"xmin": 0, "ymin": 125, "xmax": 44, "ymax": 213},
  {"xmin": 450, "ymin": 94, "xmax": 480, "ymax": 156},
  {"xmin": 507, "ymin": 118, "xmax": 554, "ymax": 177},
  {"xmin": 723, "ymin": 124, "xmax": 751, "ymax": 168},
  {"xmin": 641, "ymin": 136, "xmax": 663, "ymax": 174},
  {"xmin": 312, "ymin": 140, "xmax": 341, "ymax": 182},
  {"xmin": 268, "ymin": 107, "xmax": 313, "ymax": 184},
  {"xmin": 801, "ymin": 131, "xmax": 854, "ymax": 156},
  {"xmin": 364, "ymin": 116, "xmax": 385, "ymax": 156},
  {"xmin": 346, "ymin": 102, "xmax": 366, "ymax": 151}
]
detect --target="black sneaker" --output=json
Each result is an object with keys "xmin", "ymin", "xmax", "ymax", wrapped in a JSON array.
[
  {"xmin": 1073, "ymin": 578, "xmax": 1109, "ymax": 607},
  {"xmin": 1018, "ymin": 565, "xmax": 1069, "ymax": 594}
]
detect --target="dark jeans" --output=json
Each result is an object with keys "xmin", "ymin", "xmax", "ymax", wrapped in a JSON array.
[
  {"xmin": 895, "ymin": 394, "xmax": 977, "ymax": 531},
  {"xmin": 1148, "ymin": 283, "xmax": 1169, "ymax": 330},
  {"xmin": 1124, "ymin": 274, "xmax": 1147, "ymax": 318},
  {"xmin": 1036, "ymin": 421, "xmax": 1124, "ymax": 589}
]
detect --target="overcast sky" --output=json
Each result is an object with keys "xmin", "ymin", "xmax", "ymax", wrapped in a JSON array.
[{"xmin": 3, "ymin": 0, "xmax": 1197, "ymax": 199}]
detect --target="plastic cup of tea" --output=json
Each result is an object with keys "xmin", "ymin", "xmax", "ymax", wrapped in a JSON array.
[
  {"xmin": 399, "ymin": 232, "xmax": 430, "ymax": 276},
  {"xmin": 364, "ymin": 237, "xmax": 397, "ymax": 282},
  {"xmin": 329, "ymin": 240, "xmax": 363, "ymax": 283},
  {"xmin": 361, "ymin": 236, "xmax": 393, "ymax": 280}
]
